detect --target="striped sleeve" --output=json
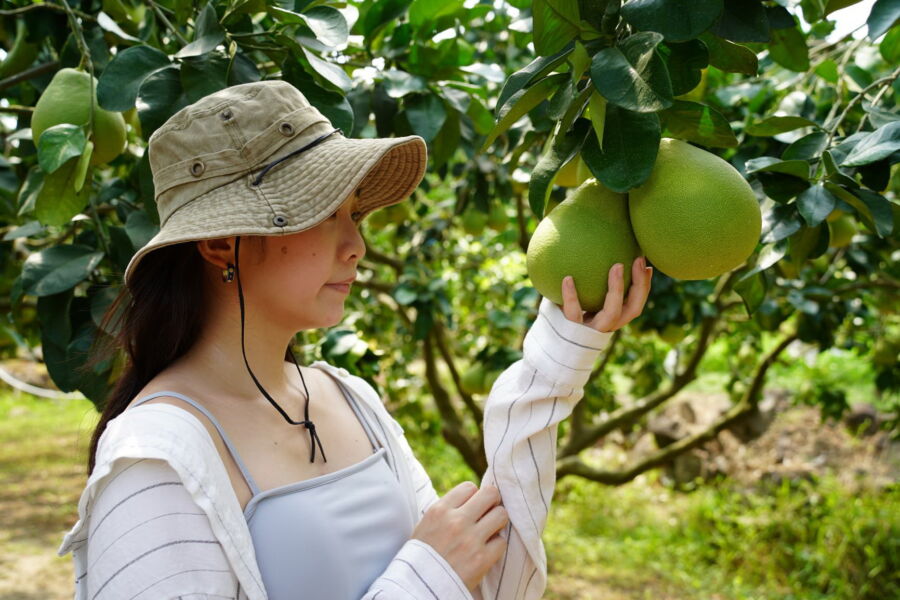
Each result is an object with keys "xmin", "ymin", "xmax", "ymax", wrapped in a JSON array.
[
  {"xmin": 80, "ymin": 457, "xmax": 240, "ymax": 600},
  {"xmin": 392, "ymin": 297, "xmax": 612, "ymax": 600}
]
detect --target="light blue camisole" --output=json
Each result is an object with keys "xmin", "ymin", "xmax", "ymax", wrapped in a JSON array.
[{"xmin": 132, "ymin": 371, "xmax": 415, "ymax": 600}]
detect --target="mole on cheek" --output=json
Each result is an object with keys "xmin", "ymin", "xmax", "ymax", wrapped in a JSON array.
[{"xmin": 281, "ymin": 246, "xmax": 288, "ymax": 255}]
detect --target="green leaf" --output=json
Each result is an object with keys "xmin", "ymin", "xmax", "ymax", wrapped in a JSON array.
[
  {"xmin": 814, "ymin": 58, "xmax": 838, "ymax": 83},
  {"xmin": 180, "ymin": 51, "xmax": 230, "ymax": 103},
  {"xmin": 745, "ymin": 115, "xmax": 819, "ymax": 136},
  {"xmin": 136, "ymin": 65, "xmax": 189, "ymax": 139},
  {"xmin": 16, "ymin": 167, "xmax": 43, "ymax": 218},
  {"xmin": 495, "ymin": 45, "xmax": 574, "ymax": 117},
  {"xmin": 272, "ymin": 6, "xmax": 349, "ymax": 47},
  {"xmin": 282, "ymin": 61, "xmax": 355, "ymax": 133},
  {"xmin": 711, "ymin": 0, "xmax": 771, "ymax": 43},
  {"xmin": 699, "ymin": 32, "xmax": 758, "ymax": 75},
  {"xmin": 97, "ymin": 45, "xmax": 171, "ymax": 112},
  {"xmin": 766, "ymin": 6, "xmax": 795, "ymax": 29},
  {"xmin": 37, "ymin": 291, "xmax": 72, "ymax": 348},
  {"xmin": 529, "ymin": 118, "xmax": 591, "ymax": 218},
  {"xmin": 408, "ymin": 0, "xmax": 465, "ymax": 28},
  {"xmin": 880, "ymin": 23, "xmax": 900, "ymax": 62},
  {"xmin": 824, "ymin": 182, "xmax": 885, "ymax": 235},
  {"xmin": 621, "ymin": 0, "xmax": 724, "ymax": 42},
  {"xmin": 796, "ymin": 184, "xmax": 837, "ymax": 226},
  {"xmin": 581, "ymin": 104, "xmax": 661, "ymax": 192},
  {"xmin": 862, "ymin": 102, "xmax": 900, "ymax": 128},
  {"xmin": 174, "ymin": 1, "xmax": 225, "ymax": 58},
  {"xmin": 301, "ymin": 46, "xmax": 352, "ymax": 93},
  {"xmin": 768, "ymin": 26, "xmax": 810, "ymax": 72},
  {"xmin": 95, "ymin": 11, "xmax": 142, "ymax": 43},
  {"xmin": 431, "ymin": 109, "xmax": 461, "ymax": 168},
  {"xmin": 392, "ymin": 282, "xmax": 419, "ymax": 305},
  {"xmin": 841, "ymin": 121, "xmax": 900, "ymax": 166},
  {"xmin": 21, "ymin": 245, "xmax": 104, "ymax": 297},
  {"xmin": 37, "ymin": 124, "xmax": 86, "ymax": 175},
  {"xmin": 662, "ymin": 40, "xmax": 709, "ymax": 95},
  {"xmin": 761, "ymin": 202, "xmax": 803, "ymax": 243},
  {"xmin": 588, "ymin": 90, "xmax": 606, "ymax": 150},
  {"xmin": 738, "ymin": 240, "xmax": 787, "ymax": 281},
  {"xmin": 854, "ymin": 189, "xmax": 895, "ymax": 236},
  {"xmin": 227, "ymin": 52, "xmax": 261, "ymax": 86},
  {"xmin": 405, "ymin": 92, "xmax": 447, "ymax": 143},
  {"xmin": 734, "ymin": 270, "xmax": 768, "ymax": 314},
  {"xmin": 783, "ymin": 131, "xmax": 829, "ymax": 160},
  {"xmin": 35, "ymin": 158, "xmax": 92, "ymax": 227},
  {"xmin": 660, "ymin": 100, "xmax": 738, "ymax": 148},
  {"xmin": 125, "ymin": 210, "xmax": 159, "ymax": 251},
  {"xmin": 73, "ymin": 141, "xmax": 93, "ymax": 193},
  {"xmin": 867, "ymin": 0, "xmax": 900, "ymax": 40},
  {"xmin": 533, "ymin": 0, "xmax": 581, "ymax": 56},
  {"xmin": 590, "ymin": 32, "xmax": 673, "ymax": 113},
  {"xmin": 746, "ymin": 157, "xmax": 811, "ymax": 179},
  {"xmin": 788, "ymin": 223, "xmax": 829, "ymax": 263},
  {"xmin": 383, "ymin": 68, "xmax": 428, "ymax": 98},
  {"xmin": 481, "ymin": 73, "xmax": 569, "ymax": 151}
]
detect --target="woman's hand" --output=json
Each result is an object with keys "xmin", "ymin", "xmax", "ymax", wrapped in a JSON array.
[
  {"xmin": 410, "ymin": 481, "xmax": 508, "ymax": 593},
  {"xmin": 561, "ymin": 256, "xmax": 653, "ymax": 333}
]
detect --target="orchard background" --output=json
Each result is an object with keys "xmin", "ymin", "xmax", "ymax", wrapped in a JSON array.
[{"xmin": 0, "ymin": 0, "xmax": 898, "ymax": 598}]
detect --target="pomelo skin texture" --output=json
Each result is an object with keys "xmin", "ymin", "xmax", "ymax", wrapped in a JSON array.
[
  {"xmin": 31, "ymin": 68, "xmax": 127, "ymax": 167},
  {"xmin": 527, "ymin": 179, "xmax": 641, "ymax": 312},
  {"xmin": 628, "ymin": 138, "xmax": 761, "ymax": 280}
]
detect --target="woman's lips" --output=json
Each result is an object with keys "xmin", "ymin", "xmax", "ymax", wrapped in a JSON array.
[{"xmin": 325, "ymin": 283, "xmax": 351, "ymax": 293}]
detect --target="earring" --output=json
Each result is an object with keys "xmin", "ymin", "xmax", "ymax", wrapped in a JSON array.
[{"xmin": 222, "ymin": 263, "xmax": 235, "ymax": 283}]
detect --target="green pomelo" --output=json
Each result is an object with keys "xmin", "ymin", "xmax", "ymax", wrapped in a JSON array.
[
  {"xmin": 827, "ymin": 215, "xmax": 856, "ymax": 248},
  {"xmin": 526, "ymin": 179, "xmax": 641, "ymax": 312},
  {"xmin": 462, "ymin": 208, "xmax": 487, "ymax": 236},
  {"xmin": 629, "ymin": 138, "xmax": 761, "ymax": 280},
  {"xmin": 460, "ymin": 364, "xmax": 486, "ymax": 395},
  {"xmin": 31, "ymin": 68, "xmax": 127, "ymax": 167}
]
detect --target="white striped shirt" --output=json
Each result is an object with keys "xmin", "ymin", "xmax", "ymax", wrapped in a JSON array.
[{"xmin": 59, "ymin": 297, "xmax": 612, "ymax": 599}]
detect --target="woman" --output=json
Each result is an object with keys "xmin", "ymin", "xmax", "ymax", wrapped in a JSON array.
[{"xmin": 58, "ymin": 80, "xmax": 653, "ymax": 600}]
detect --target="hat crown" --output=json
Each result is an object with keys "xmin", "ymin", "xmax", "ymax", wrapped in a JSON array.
[{"xmin": 146, "ymin": 81, "xmax": 335, "ymax": 225}]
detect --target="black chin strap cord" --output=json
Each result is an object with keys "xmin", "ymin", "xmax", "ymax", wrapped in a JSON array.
[{"xmin": 234, "ymin": 235, "xmax": 327, "ymax": 463}]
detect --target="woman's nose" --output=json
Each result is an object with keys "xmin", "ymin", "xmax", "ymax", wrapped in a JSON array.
[{"xmin": 343, "ymin": 217, "xmax": 366, "ymax": 261}]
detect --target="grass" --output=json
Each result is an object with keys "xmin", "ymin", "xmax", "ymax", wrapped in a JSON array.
[{"xmin": 0, "ymin": 391, "xmax": 97, "ymax": 599}]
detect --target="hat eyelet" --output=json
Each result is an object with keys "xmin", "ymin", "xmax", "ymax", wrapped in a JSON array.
[
  {"xmin": 220, "ymin": 109, "xmax": 233, "ymax": 121},
  {"xmin": 273, "ymin": 215, "xmax": 288, "ymax": 227},
  {"xmin": 279, "ymin": 122, "xmax": 295, "ymax": 136},
  {"xmin": 189, "ymin": 160, "xmax": 205, "ymax": 177}
]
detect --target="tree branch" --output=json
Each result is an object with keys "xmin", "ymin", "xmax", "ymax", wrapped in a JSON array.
[
  {"xmin": 568, "ymin": 328, "xmax": 622, "ymax": 442},
  {"xmin": 363, "ymin": 242, "xmax": 404, "ymax": 273},
  {"xmin": 0, "ymin": 61, "xmax": 60, "ymax": 93},
  {"xmin": 557, "ymin": 332, "xmax": 799, "ymax": 483},
  {"xmin": 423, "ymin": 331, "xmax": 486, "ymax": 474},
  {"xmin": 431, "ymin": 318, "xmax": 484, "ymax": 425}
]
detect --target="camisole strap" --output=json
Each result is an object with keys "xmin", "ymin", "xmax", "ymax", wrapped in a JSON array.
[
  {"xmin": 318, "ymin": 369, "xmax": 380, "ymax": 453},
  {"xmin": 130, "ymin": 391, "xmax": 262, "ymax": 496}
]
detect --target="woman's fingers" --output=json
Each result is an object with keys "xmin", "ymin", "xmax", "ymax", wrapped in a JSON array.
[
  {"xmin": 561, "ymin": 258, "xmax": 654, "ymax": 333},
  {"xmin": 620, "ymin": 257, "xmax": 653, "ymax": 323},
  {"xmin": 588, "ymin": 263, "xmax": 625, "ymax": 332},
  {"xmin": 561, "ymin": 276, "xmax": 583, "ymax": 324}
]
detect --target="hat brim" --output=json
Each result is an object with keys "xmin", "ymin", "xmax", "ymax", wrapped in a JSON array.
[{"xmin": 124, "ymin": 133, "xmax": 427, "ymax": 284}]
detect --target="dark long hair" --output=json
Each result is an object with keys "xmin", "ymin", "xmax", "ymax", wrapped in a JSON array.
[{"xmin": 85, "ymin": 236, "xmax": 282, "ymax": 474}]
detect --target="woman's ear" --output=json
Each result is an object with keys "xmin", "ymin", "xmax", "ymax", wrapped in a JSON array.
[{"xmin": 195, "ymin": 236, "xmax": 235, "ymax": 270}]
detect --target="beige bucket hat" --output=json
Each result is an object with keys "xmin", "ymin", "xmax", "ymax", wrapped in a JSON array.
[{"xmin": 123, "ymin": 79, "xmax": 427, "ymax": 284}]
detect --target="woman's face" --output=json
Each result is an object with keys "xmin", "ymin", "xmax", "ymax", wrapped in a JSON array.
[{"xmin": 227, "ymin": 191, "xmax": 366, "ymax": 331}]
